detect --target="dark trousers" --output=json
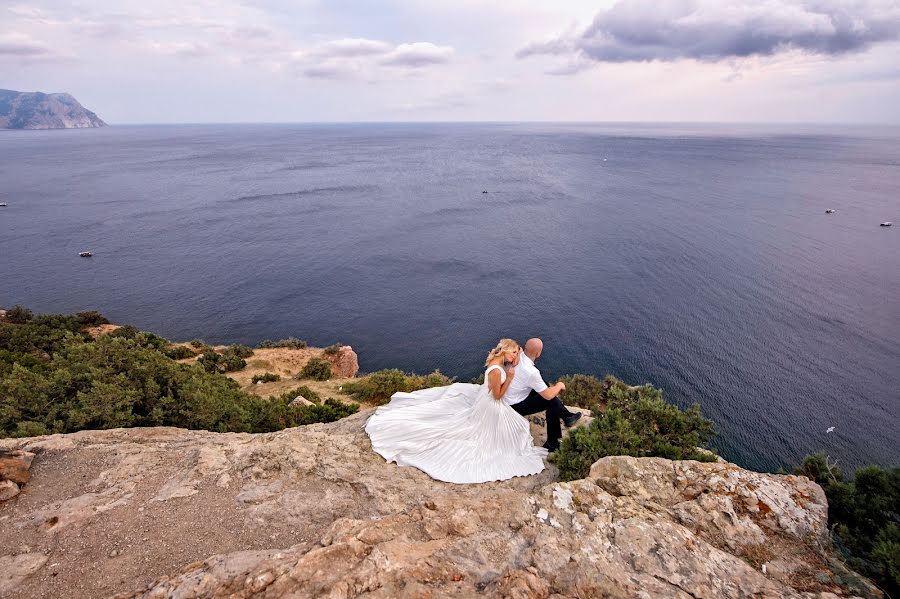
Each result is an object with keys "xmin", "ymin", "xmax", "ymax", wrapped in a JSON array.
[{"xmin": 510, "ymin": 390, "xmax": 574, "ymax": 446}]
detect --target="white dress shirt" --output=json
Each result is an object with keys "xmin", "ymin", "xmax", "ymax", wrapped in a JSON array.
[{"xmin": 503, "ymin": 353, "xmax": 548, "ymax": 406}]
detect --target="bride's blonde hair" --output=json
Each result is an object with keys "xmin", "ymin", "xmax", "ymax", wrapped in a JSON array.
[{"xmin": 485, "ymin": 338, "xmax": 520, "ymax": 367}]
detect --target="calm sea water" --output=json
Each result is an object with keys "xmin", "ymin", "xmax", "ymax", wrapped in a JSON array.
[{"xmin": 1, "ymin": 123, "xmax": 898, "ymax": 472}]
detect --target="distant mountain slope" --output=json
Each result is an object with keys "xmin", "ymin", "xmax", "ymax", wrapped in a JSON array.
[{"xmin": 0, "ymin": 89, "xmax": 106, "ymax": 129}]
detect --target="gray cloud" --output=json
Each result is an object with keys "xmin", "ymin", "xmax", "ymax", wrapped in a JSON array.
[
  {"xmin": 379, "ymin": 42, "xmax": 453, "ymax": 67},
  {"xmin": 519, "ymin": 0, "xmax": 900, "ymax": 67},
  {"xmin": 0, "ymin": 42, "xmax": 50, "ymax": 56},
  {"xmin": 301, "ymin": 62, "xmax": 358, "ymax": 79}
]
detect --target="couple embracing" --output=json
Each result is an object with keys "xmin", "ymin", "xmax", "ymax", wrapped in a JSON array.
[{"xmin": 365, "ymin": 338, "xmax": 581, "ymax": 484}]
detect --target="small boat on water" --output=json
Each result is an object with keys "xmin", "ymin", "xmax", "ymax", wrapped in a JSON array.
[
  {"xmin": 79, "ymin": 251, "xmax": 93, "ymax": 257},
  {"xmin": 0, "ymin": 203, "xmax": 7, "ymax": 207},
  {"xmin": 825, "ymin": 209, "xmax": 835, "ymax": 214},
  {"xmin": 881, "ymin": 222, "xmax": 893, "ymax": 227}
]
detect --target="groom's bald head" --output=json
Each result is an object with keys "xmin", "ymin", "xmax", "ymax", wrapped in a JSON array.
[{"xmin": 524, "ymin": 338, "xmax": 543, "ymax": 361}]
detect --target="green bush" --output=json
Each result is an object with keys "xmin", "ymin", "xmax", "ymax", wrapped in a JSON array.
[
  {"xmin": 408, "ymin": 370, "xmax": 454, "ymax": 391},
  {"xmin": 4, "ymin": 305, "xmax": 34, "ymax": 324},
  {"xmin": 342, "ymin": 369, "xmax": 454, "ymax": 405},
  {"xmin": 197, "ymin": 347, "xmax": 246, "ymax": 373},
  {"xmin": 794, "ymin": 454, "xmax": 900, "ymax": 595},
  {"xmin": 224, "ymin": 344, "xmax": 254, "ymax": 359},
  {"xmin": 189, "ymin": 339, "xmax": 207, "ymax": 348},
  {"xmin": 251, "ymin": 372, "xmax": 281, "ymax": 384},
  {"xmin": 219, "ymin": 354, "xmax": 246, "ymax": 372},
  {"xmin": 323, "ymin": 343, "xmax": 343, "ymax": 355},
  {"xmin": 165, "ymin": 345, "xmax": 197, "ymax": 360},
  {"xmin": 0, "ymin": 310, "xmax": 359, "ymax": 437},
  {"xmin": 107, "ymin": 325, "xmax": 168, "ymax": 351},
  {"xmin": 269, "ymin": 385, "xmax": 321, "ymax": 404},
  {"xmin": 256, "ymin": 338, "xmax": 308, "ymax": 349},
  {"xmin": 558, "ymin": 374, "xmax": 605, "ymax": 410},
  {"xmin": 299, "ymin": 357, "xmax": 332, "ymax": 381},
  {"xmin": 75, "ymin": 311, "xmax": 109, "ymax": 327},
  {"xmin": 552, "ymin": 380, "xmax": 716, "ymax": 481},
  {"xmin": 197, "ymin": 350, "xmax": 221, "ymax": 373}
]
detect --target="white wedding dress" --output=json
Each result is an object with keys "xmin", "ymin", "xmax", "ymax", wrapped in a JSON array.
[{"xmin": 364, "ymin": 365, "xmax": 548, "ymax": 484}]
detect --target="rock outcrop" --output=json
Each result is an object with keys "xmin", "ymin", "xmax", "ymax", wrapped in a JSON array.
[
  {"xmin": 0, "ymin": 89, "xmax": 106, "ymax": 129},
  {"xmin": 0, "ymin": 411, "xmax": 864, "ymax": 598},
  {"xmin": 324, "ymin": 345, "xmax": 360, "ymax": 378},
  {"xmin": 0, "ymin": 449, "xmax": 34, "ymax": 502}
]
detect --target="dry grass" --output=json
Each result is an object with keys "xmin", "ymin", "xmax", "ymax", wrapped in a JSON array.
[
  {"xmin": 84, "ymin": 324, "xmax": 121, "ymax": 338},
  {"xmin": 170, "ymin": 346, "xmax": 360, "ymax": 405}
]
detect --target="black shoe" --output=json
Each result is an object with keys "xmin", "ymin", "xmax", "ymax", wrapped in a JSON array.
[
  {"xmin": 542, "ymin": 441, "xmax": 560, "ymax": 452},
  {"xmin": 563, "ymin": 412, "xmax": 582, "ymax": 428}
]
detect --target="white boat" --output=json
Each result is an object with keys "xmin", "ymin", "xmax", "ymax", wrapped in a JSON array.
[
  {"xmin": 825, "ymin": 209, "xmax": 835, "ymax": 214},
  {"xmin": 0, "ymin": 203, "xmax": 7, "ymax": 207},
  {"xmin": 79, "ymin": 251, "xmax": 93, "ymax": 257},
  {"xmin": 881, "ymin": 222, "xmax": 893, "ymax": 227}
]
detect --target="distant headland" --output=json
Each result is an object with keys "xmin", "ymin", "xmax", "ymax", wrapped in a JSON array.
[{"xmin": 0, "ymin": 89, "xmax": 106, "ymax": 130}]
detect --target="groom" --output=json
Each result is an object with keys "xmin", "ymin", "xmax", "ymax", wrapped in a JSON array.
[{"xmin": 505, "ymin": 338, "xmax": 581, "ymax": 451}]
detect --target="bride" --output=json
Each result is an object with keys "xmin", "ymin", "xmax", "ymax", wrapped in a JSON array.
[{"xmin": 364, "ymin": 339, "xmax": 548, "ymax": 484}]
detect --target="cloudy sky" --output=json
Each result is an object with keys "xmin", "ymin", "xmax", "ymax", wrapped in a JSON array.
[{"xmin": 3, "ymin": 0, "xmax": 900, "ymax": 123}]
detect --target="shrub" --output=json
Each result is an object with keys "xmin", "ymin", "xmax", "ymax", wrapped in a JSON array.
[
  {"xmin": 793, "ymin": 454, "xmax": 900, "ymax": 595},
  {"xmin": 256, "ymin": 338, "xmax": 308, "ymax": 349},
  {"xmin": 323, "ymin": 343, "xmax": 343, "ymax": 355},
  {"xmin": 165, "ymin": 345, "xmax": 197, "ymax": 360},
  {"xmin": 552, "ymin": 380, "xmax": 716, "ymax": 481},
  {"xmin": 342, "ymin": 369, "xmax": 454, "ymax": 405},
  {"xmin": 224, "ymin": 344, "xmax": 254, "ymax": 359},
  {"xmin": 251, "ymin": 372, "xmax": 281, "ymax": 384},
  {"xmin": 558, "ymin": 374, "xmax": 605, "ymax": 410},
  {"xmin": 408, "ymin": 370, "xmax": 454, "ymax": 391},
  {"xmin": 107, "ymin": 325, "xmax": 168, "ymax": 351},
  {"xmin": 250, "ymin": 397, "xmax": 358, "ymax": 432},
  {"xmin": 5, "ymin": 305, "xmax": 34, "ymax": 324},
  {"xmin": 299, "ymin": 357, "xmax": 332, "ymax": 381},
  {"xmin": 196, "ymin": 348, "xmax": 245, "ymax": 373},
  {"xmin": 269, "ymin": 385, "xmax": 321, "ymax": 404},
  {"xmin": 189, "ymin": 339, "xmax": 206, "ymax": 348},
  {"xmin": 197, "ymin": 350, "xmax": 221, "ymax": 373},
  {"xmin": 218, "ymin": 353, "xmax": 246, "ymax": 372},
  {"xmin": 0, "ymin": 312, "xmax": 359, "ymax": 438},
  {"xmin": 74, "ymin": 310, "xmax": 109, "ymax": 327}
]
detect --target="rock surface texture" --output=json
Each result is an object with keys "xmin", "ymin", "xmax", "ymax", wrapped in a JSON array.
[
  {"xmin": 0, "ymin": 89, "xmax": 106, "ymax": 129},
  {"xmin": 0, "ymin": 410, "xmax": 858, "ymax": 598}
]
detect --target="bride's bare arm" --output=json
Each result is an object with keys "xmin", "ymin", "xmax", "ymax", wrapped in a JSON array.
[{"xmin": 488, "ymin": 367, "xmax": 515, "ymax": 401}]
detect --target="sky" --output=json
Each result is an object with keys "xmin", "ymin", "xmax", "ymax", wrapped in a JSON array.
[{"xmin": 2, "ymin": 0, "xmax": 900, "ymax": 124}]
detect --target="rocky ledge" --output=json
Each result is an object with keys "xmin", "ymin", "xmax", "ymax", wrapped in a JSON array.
[{"xmin": 0, "ymin": 411, "xmax": 869, "ymax": 598}]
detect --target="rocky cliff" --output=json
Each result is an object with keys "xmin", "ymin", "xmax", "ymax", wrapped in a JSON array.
[
  {"xmin": 0, "ymin": 409, "xmax": 873, "ymax": 598},
  {"xmin": 0, "ymin": 89, "xmax": 106, "ymax": 129}
]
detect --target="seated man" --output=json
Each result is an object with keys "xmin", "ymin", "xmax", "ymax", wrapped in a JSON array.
[{"xmin": 504, "ymin": 338, "xmax": 581, "ymax": 451}]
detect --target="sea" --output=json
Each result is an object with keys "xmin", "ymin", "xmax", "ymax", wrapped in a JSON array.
[{"xmin": 1, "ymin": 122, "xmax": 898, "ymax": 473}]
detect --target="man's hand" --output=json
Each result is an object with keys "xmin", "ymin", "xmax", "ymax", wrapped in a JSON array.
[{"xmin": 539, "ymin": 381, "xmax": 566, "ymax": 400}]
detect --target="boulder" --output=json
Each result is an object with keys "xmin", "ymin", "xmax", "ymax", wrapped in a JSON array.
[
  {"xmin": 0, "ymin": 449, "xmax": 35, "ymax": 485},
  {"xmin": 0, "ymin": 479, "xmax": 20, "ymax": 501},
  {"xmin": 325, "ymin": 345, "xmax": 359, "ymax": 378},
  {"xmin": 289, "ymin": 395, "xmax": 315, "ymax": 408}
]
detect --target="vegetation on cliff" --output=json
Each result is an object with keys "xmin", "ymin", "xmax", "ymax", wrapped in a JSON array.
[
  {"xmin": 551, "ymin": 378, "xmax": 717, "ymax": 480},
  {"xmin": 342, "ymin": 368, "xmax": 454, "ymax": 405},
  {"xmin": 0, "ymin": 308, "xmax": 355, "ymax": 437},
  {"xmin": 794, "ymin": 453, "xmax": 900, "ymax": 596}
]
